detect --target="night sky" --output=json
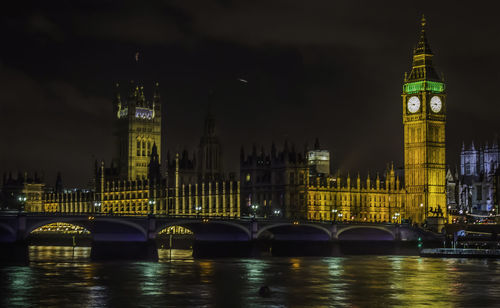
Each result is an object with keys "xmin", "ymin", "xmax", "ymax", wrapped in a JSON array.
[{"xmin": 1, "ymin": 1, "xmax": 499, "ymax": 187}]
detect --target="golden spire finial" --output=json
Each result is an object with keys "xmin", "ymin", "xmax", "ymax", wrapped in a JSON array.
[{"xmin": 421, "ymin": 14, "xmax": 426, "ymax": 31}]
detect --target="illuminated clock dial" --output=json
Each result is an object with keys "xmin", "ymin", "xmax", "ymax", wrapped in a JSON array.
[
  {"xmin": 430, "ymin": 96, "xmax": 442, "ymax": 113},
  {"xmin": 407, "ymin": 96, "xmax": 420, "ymax": 113}
]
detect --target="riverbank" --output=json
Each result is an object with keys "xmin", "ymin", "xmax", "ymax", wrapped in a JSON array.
[{"xmin": 420, "ymin": 248, "xmax": 500, "ymax": 258}]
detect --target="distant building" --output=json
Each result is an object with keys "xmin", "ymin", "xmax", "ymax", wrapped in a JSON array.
[
  {"xmin": 307, "ymin": 138, "xmax": 330, "ymax": 176},
  {"xmin": 240, "ymin": 140, "xmax": 404, "ymax": 222},
  {"xmin": 240, "ymin": 141, "xmax": 309, "ymax": 218},
  {"xmin": 165, "ymin": 108, "xmax": 230, "ymax": 184},
  {"xmin": 447, "ymin": 139, "xmax": 500, "ymax": 214},
  {"xmin": 1, "ymin": 172, "xmax": 44, "ymax": 211},
  {"xmin": 197, "ymin": 108, "xmax": 224, "ymax": 181}
]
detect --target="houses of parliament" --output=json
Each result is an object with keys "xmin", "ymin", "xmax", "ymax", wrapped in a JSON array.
[{"xmin": 2, "ymin": 17, "xmax": 454, "ymax": 225}]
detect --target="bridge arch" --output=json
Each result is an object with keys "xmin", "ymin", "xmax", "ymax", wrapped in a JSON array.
[
  {"xmin": 256, "ymin": 223, "xmax": 332, "ymax": 241},
  {"xmin": 25, "ymin": 217, "xmax": 148, "ymax": 241},
  {"xmin": 94, "ymin": 218, "xmax": 148, "ymax": 240},
  {"xmin": 25, "ymin": 218, "xmax": 92, "ymax": 239},
  {"xmin": 155, "ymin": 220, "xmax": 251, "ymax": 241},
  {"xmin": 30, "ymin": 222, "xmax": 91, "ymax": 234},
  {"xmin": 158, "ymin": 225, "xmax": 193, "ymax": 235},
  {"xmin": 337, "ymin": 225, "xmax": 394, "ymax": 241},
  {"xmin": 0, "ymin": 223, "xmax": 17, "ymax": 242}
]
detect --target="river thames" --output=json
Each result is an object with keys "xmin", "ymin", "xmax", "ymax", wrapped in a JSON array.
[{"xmin": 1, "ymin": 246, "xmax": 500, "ymax": 307}]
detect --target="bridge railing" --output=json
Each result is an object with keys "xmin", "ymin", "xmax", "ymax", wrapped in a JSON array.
[{"xmin": 0, "ymin": 211, "xmax": 410, "ymax": 227}]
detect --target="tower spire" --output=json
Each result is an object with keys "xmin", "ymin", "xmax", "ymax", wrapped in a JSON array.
[
  {"xmin": 421, "ymin": 14, "xmax": 426, "ymax": 33},
  {"xmin": 415, "ymin": 14, "xmax": 432, "ymax": 56},
  {"xmin": 406, "ymin": 15, "xmax": 440, "ymax": 82}
]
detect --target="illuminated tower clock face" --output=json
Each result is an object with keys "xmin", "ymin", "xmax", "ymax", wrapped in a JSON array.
[
  {"xmin": 407, "ymin": 96, "xmax": 420, "ymax": 113},
  {"xmin": 430, "ymin": 96, "xmax": 442, "ymax": 113}
]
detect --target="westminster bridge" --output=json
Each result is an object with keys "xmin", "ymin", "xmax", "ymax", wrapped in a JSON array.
[{"xmin": 0, "ymin": 212, "xmax": 440, "ymax": 262}]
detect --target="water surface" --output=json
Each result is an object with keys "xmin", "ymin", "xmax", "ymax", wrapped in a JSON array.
[{"xmin": 1, "ymin": 246, "xmax": 499, "ymax": 307}]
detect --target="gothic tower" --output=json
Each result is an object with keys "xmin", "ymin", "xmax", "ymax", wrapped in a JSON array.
[
  {"xmin": 198, "ymin": 106, "xmax": 223, "ymax": 180},
  {"xmin": 113, "ymin": 81, "xmax": 162, "ymax": 180},
  {"xmin": 402, "ymin": 16, "xmax": 447, "ymax": 223}
]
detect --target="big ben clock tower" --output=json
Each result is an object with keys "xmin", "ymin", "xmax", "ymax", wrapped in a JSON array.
[{"xmin": 403, "ymin": 16, "xmax": 447, "ymax": 224}]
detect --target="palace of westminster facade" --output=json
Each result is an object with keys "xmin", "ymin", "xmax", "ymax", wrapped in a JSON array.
[{"xmin": 4, "ymin": 17, "xmax": 496, "ymax": 224}]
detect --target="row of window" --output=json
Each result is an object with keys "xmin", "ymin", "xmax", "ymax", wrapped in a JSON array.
[
  {"xmin": 101, "ymin": 204, "xmax": 235, "ymax": 213},
  {"xmin": 103, "ymin": 193, "xmax": 148, "ymax": 200},
  {"xmin": 309, "ymin": 202, "xmax": 396, "ymax": 208},
  {"xmin": 137, "ymin": 139, "xmax": 154, "ymax": 156},
  {"xmin": 309, "ymin": 212, "xmax": 392, "ymax": 221},
  {"xmin": 309, "ymin": 194, "xmax": 397, "ymax": 203}
]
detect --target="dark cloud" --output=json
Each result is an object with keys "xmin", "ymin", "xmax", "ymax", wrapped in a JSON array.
[
  {"xmin": 28, "ymin": 14, "xmax": 64, "ymax": 41},
  {"xmin": 1, "ymin": 0, "xmax": 499, "ymax": 186},
  {"xmin": 0, "ymin": 66, "xmax": 112, "ymax": 186},
  {"xmin": 74, "ymin": 11, "xmax": 187, "ymax": 45}
]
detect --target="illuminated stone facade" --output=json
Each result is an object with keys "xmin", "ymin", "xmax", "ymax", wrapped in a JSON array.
[
  {"xmin": 113, "ymin": 81, "xmax": 162, "ymax": 180},
  {"xmin": 240, "ymin": 141, "xmax": 309, "ymax": 218},
  {"xmin": 42, "ymin": 190, "xmax": 94, "ymax": 213},
  {"xmin": 38, "ymin": 157, "xmax": 240, "ymax": 217},
  {"xmin": 240, "ymin": 141, "xmax": 404, "ymax": 222},
  {"xmin": 402, "ymin": 16, "xmax": 447, "ymax": 223},
  {"xmin": 1, "ymin": 172, "xmax": 45, "ymax": 211},
  {"xmin": 92, "ymin": 149, "xmax": 240, "ymax": 217},
  {"xmin": 307, "ymin": 167, "xmax": 404, "ymax": 222}
]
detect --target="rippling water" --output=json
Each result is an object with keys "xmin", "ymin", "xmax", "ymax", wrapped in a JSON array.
[{"xmin": 1, "ymin": 246, "xmax": 500, "ymax": 307}]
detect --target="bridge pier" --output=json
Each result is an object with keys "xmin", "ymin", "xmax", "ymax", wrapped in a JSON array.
[
  {"xmin": 394, "ymin": 224, "xmax": 401, "ymax": 241},
  {"xmin": 90, "ymin": 239, "xmax": 158, "ymax": 261},
  {"xmin": 271, "ymin": 240, "xmax": 334, "ymax": 257},
  {"xmin": 0, "ymin": 240, "xmax": 29, "ymax": 264},
  {"xmin": 0, "ymin": 214, "xmax": 29, "ymax": 264},
  {"xmin": 192, "ymin": 240, "xmax": 258, "ymax": 258},
  {"xmin": 330, "ymin": 224, "xmax": 338, "ymax": 240},
  {"xmin": 251, "ymin": 220, "xmax": 258, "ymax": 240}
]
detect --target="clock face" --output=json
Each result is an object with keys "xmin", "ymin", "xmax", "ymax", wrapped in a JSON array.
[
  {"xmin": 430, "ymin": 96, "xmax": 442, "ymax": 113},
  {"xmin": 407, "ymin": 96, "xmax": 420, "ymax": 113}
]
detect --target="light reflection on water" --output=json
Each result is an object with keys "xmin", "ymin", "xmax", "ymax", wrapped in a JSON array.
[{"xmin": 0, "ymin": 246, "xmax": 499, "ymax": 307}]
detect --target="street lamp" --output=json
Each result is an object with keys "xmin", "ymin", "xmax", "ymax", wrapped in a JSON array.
[
  {"xmin": 392, "ymin": 212, "xmax": 400, "ymax": 224},
  {"xmin": 93, "ymin": 201, "xmax": 102, "ymax": 214},
  {"xmin": 273, "ymin": 209, "xmax": 281, "ymax": 217},
  {"xmin": 420, "ymin": 203, "xmax": 425, "ymax": 223},
  {"xmin": 195, "ymin": 206, "xmax": 202, "ymax": 217},
  {"xmin": 331, "ymin": 208, "xmax": 338, "ymax": 222},
  {"xmin": 148, "ymin": 199, "xmax": 156, "ymax": 216},
  {"xmin": 251, "ymin": 204, "xmax": 259, "ymax": 218},
  {"xmin": 17, "ymin": 195, "xmax": 27, "ymax": 212}
]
